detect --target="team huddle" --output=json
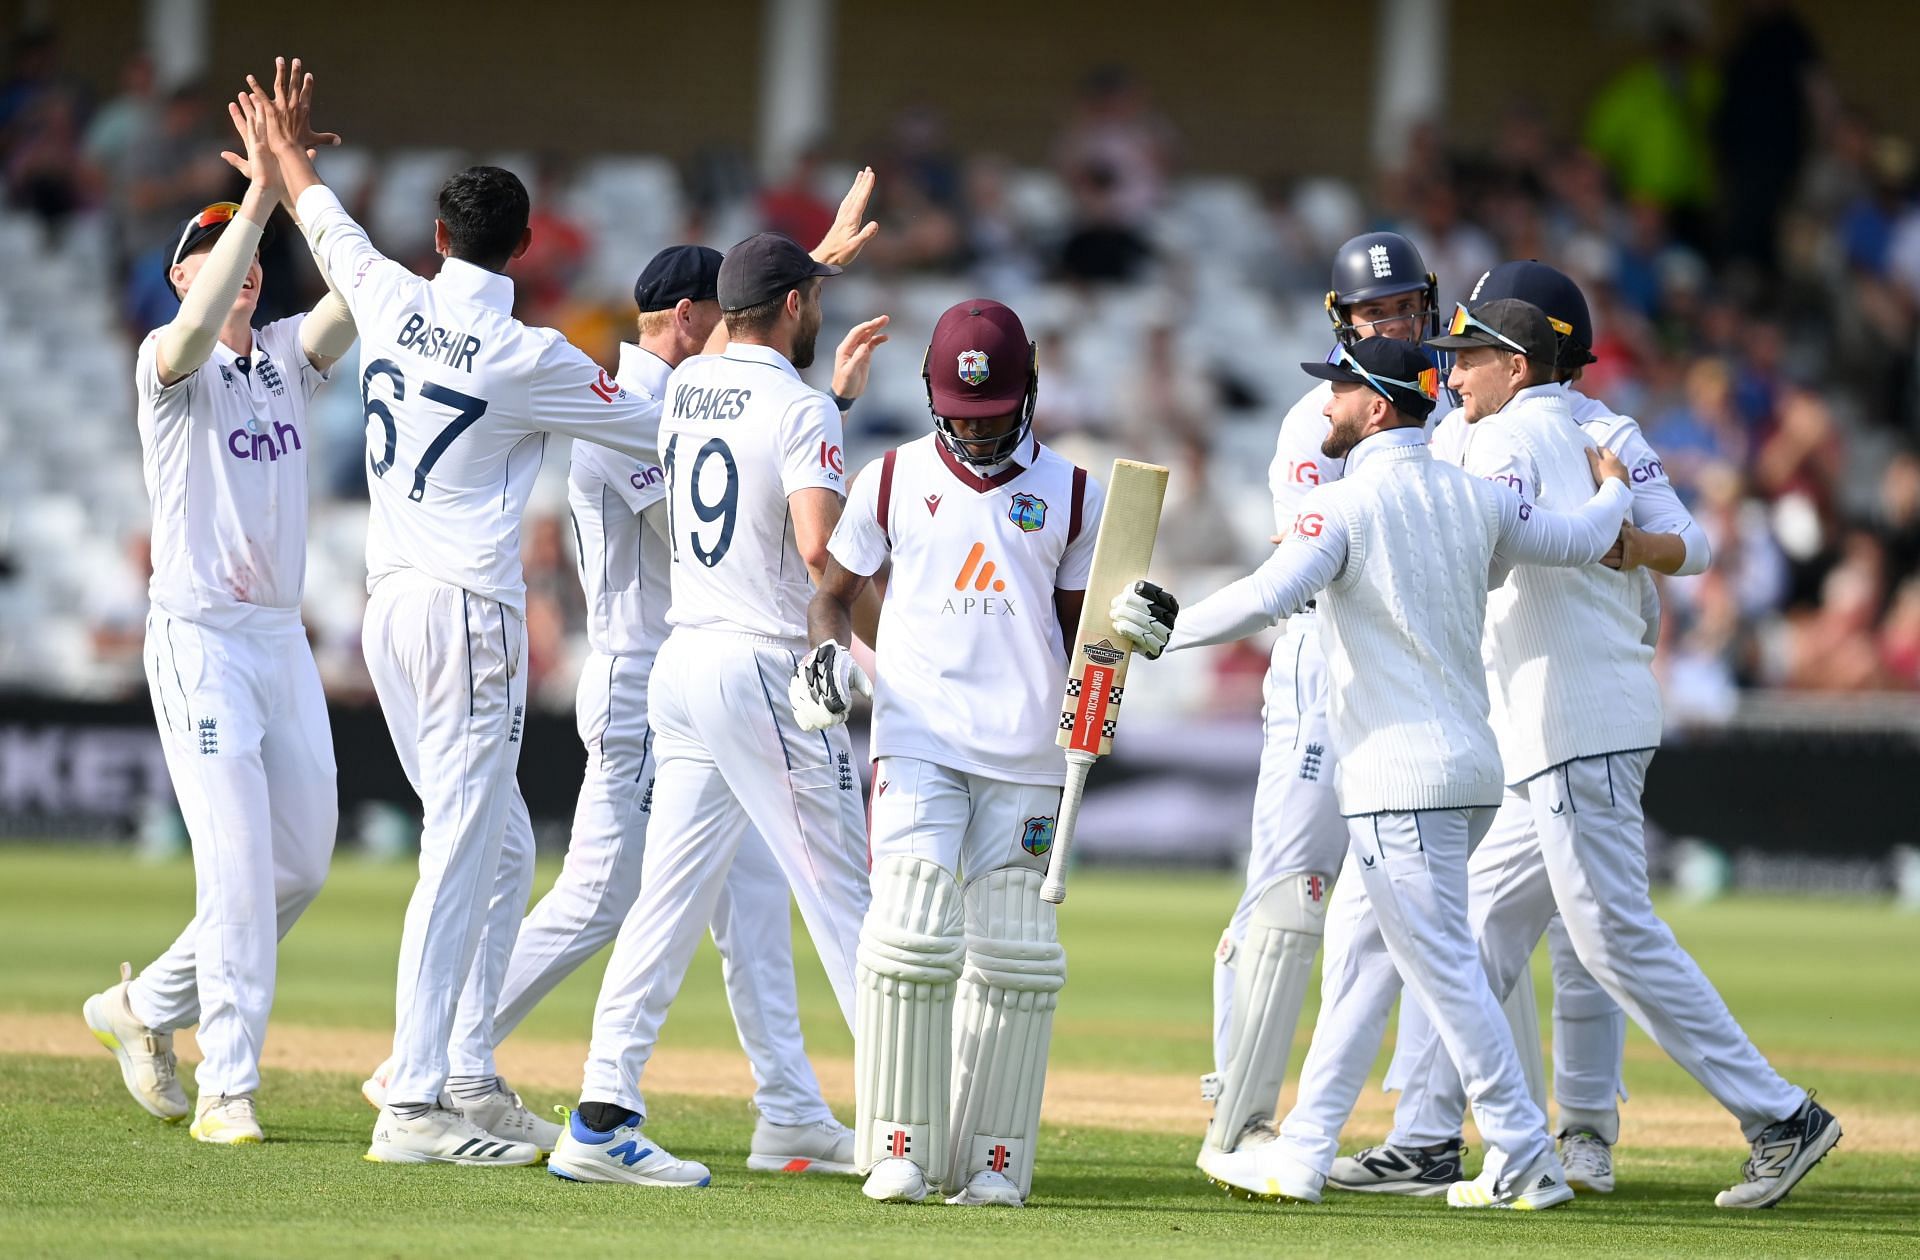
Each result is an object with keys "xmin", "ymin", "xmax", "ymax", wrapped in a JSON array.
[{"xmin": 80, "ymin": 58, "xmax": 1841, "ymax": 1213}]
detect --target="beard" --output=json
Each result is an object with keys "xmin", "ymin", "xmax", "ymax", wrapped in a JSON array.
[
  {"xmin": 1321, "ymin": 414, "xmax": 1364, "ymax": 460},
  {"xmin": 791, "ymin": 308, "xmax": 822, "ymax": 370}
]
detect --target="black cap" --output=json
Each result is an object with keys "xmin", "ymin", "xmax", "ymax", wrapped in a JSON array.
[
  {"xmin": 1467, "ymin": 261, "xmax": 1597, "ymax": 369},
  {"xmin": 1300, "ymin": 337, "xmax": 1439, "ymax": 420},
  {"xmin": 717, "ymin": 232, "xmax": 840, "ymax": 312},
  {"xmin": 633, "ymin": 245, "xmax": 723, "ymax": 313},
  {"xmin": 1428, "ymin": 297, "xmax": 1558, "ymax": 362}
]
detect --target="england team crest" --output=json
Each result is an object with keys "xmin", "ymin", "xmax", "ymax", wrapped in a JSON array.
[
  {"xmin": 957, "ymin": 349, "xmax": 990, "ymax": 386},
  {"xmin": 1008, "ymin": 493, "xmax": 1047, "ymax": 533},
  {"xmin": 1021, "ymin": 816, "xmax": 1056, "ymax": 856}
]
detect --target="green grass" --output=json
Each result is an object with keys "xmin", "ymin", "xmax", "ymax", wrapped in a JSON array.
[{"xmin": 3, "ymin": 847, "xmax": 1918, "ymax": 1258}]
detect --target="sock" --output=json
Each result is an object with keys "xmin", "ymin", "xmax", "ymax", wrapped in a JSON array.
[
  {"xmin": 388, "ymin": 1100, "xmax": 432, "ymax": 1121},
  {"xmin": 447, "ymin": 1074, "xmax": 500, "ymax": 1102},
  {"xmin": 577, "ymin": 1101, "xmax": 638, "ymax": 1134}
]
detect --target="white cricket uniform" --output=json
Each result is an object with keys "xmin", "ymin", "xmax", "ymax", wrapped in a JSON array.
[
  {"xmin": 579, "ymin": 341, "xmax": 871, "ymax": 1117},
  {"xmin": 1388, "ymin": 387, "xmax": 1802, "ymax": 1146},
  {"xmin": 443, "ymin": 343, "xmax": 833, "ymax": 1125},
  {"xmin": 1166, "ymin": 425, "xmax": 1633, "ymax": 1178},
  {"xmin": 829, "ymin": 434, "xmax": 1102, "ymax": 877},
  {"xmin": 126, "ymin": 317, "xmax": 338, "ymax": 1099},
  {"xmin": 1212, "ymin": 380, "xmax": 1346, "ymax": 1068},
  {"xmin": 295, "ymin": 185, "xmax": 667, "ymax": 1109}
]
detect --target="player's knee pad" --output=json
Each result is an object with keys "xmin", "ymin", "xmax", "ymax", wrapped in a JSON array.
[
  {"xmin": 854, "ymin": 855, "xmax": 964, "ymax": 1181},
  {"xmin": 947, "ymin": 864, "xmax": 1065, "ymax": 1201},
  {"xmin": 1203, "ymin": 872, "xmax": 1330, "ymax": 1153}
]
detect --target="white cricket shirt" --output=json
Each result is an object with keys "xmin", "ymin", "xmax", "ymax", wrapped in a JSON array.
[
  {"xmin": 136, "ymin": 314, "xmax": 324, "ymax": 628},
  {"xmin": 570, "ymin": 343, "xmax": 671, "ymax": 660},
  {"xmin": 830, "ymin": 434, "xmax": 1102, "ymax": 786},
  {"xmin": 657, "ymin": 342, "xmax": 846, "ymax": 644},
  {"xmin": 296, "ymin": 185, "xmax": 663, "ymax": 614},
  {"xmin": 1267, "ymin": 381, "xmax": 1339, "ymax": 542}
]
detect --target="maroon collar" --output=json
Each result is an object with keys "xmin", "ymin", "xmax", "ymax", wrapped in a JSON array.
[{"xmin": 935, "ymin": 435, "xmax": 1038, "ymax": 493}]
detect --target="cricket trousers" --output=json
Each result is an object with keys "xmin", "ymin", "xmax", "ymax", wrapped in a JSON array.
[
  {"xmin": 580, "ymin": 628, "xmax": 870, "ymax": 1117},
  {"xmin": 1276, "ymin": 807, "xmax": 1551, "ymax": 1177},
  {"xmin": 448, "ymin": 650, "xmax": 833, "ymax": 1125},
  {"xmin": 1386, "ymin": 751, "xmax": 1807, "ymax": 1145},
  {"xmin": 363, "ymin": 571, "xmax": 528, "ymax": 1109},
  {"xmin": 129, "ymin": 607, "xmax": 337, "ymax": 1098}
]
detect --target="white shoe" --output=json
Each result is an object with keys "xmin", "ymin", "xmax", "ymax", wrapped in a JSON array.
[
  {"xmin": 1559, "ymin": 1129, "xmax": 1615, "ymax": 1194},
  {"xmin": 547, "ymin": 1111, "xmax": 711, "ymax": 1187},
  {"xmin": 1327, "ymin": 1139, "xmax": 1466, "ymax": 1197},
  {"xmin": 861, "ymin": 1156, "xmax": 930, "ymax": 1203},
  {"xmin": 747, "ymin": 1115, "xmax": 856, "ymax": 1174},
  {"xmin": 191, "ymin": 1093, "xmax": 264, "ymax": 1145},
  {"xmin": 82, "ymin": 963, "xmax": 189, "ymax": 1122},
  {"xmin": 366, "ymin": 1104, "xmax": 539, "ymax": 1166},
  {"xmin": 455, "ymin": 1080, "xmax": 561, "ymax": 1155},
  {"xmin": 1197, "ymin": 1141, "xmax": 1324, "ymax": 1203},
  {"xmin": 1447, "ymin": 1147, "xmax": 1574, "ymax": 1210},
  {"xmin": 360, "ymin": 1058, "xmax": 393, "ymax": 1110},
  {"xmin": 946, "ymin": 1169, "xmax": 1024, "ymax": 1207}
]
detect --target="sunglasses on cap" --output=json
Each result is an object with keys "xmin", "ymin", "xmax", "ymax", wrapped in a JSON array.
[
  {"xmin": 170, "ymin": 202, "xmax": 242, "ymax": 269},
  {"xmin": 1336, "ymin": 342, "xmax": 1438, "ymax": 406},
  {"xmin": 1445, "ymin": 303, "xmax": 1532, "ymax": 357}
]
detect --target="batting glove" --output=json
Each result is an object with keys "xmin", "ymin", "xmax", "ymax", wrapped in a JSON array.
[
  {"xmin": 789, "ymin": 641, "xmax": 873, "ymax": 733},
  {"xmin": 1109, "ymin": 580, "xmax": 1180, "ymax": 660}
]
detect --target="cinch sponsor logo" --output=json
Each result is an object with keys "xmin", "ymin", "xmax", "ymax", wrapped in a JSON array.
[
  {"xmin": 630, "ymin": 465, "xmax": 664, "ymax": 492},
  {"xmin": 1631, "ymin": 458, "xmax": 1665, "ymax": 483},
  {"xmin": 227, "ymin": 416, "xmax": 302, "ymax": 462}
]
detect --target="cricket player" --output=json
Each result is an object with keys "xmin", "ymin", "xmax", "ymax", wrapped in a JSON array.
[
  {"xmin": 549, "ymin": 232, "xmax": 890, "ymax": 1188},
  {"xmin": 83, "ymin": 76, "xmax": 356, "ymax": 1145},
  {"xmin": 1161, "ymin": 330, "xmax": 1637, "ymax": 1209},
  {"xmin": 1368, "ymin": 293, "xmax": 1842, "ymax": 1210},
  {"xmin": 799, "ymin": 299, "xmax": 1163, "ymax": 1206},
  {"xmin": 245, "ymin": 59, "xmax": 684, "ymax": 1165}
]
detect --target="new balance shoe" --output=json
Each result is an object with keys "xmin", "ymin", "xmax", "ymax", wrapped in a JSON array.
[
  {"xmin": 1447, "ymin": 1147, "xmax": 1574, "ymax": 1210},
  {"xmin": 1198, "ymin": 1139, "xmax": 1324, "ymax": 1203},
  {"xmin": 191, "ymin": 1094, "xmax": 264, "ymax": 1145},
  {"xmin": 946, "ymin": 1169, "xmax": 1024, "ymax": 1207},
  {"xmin": 746, "ymin": 1115, "xmax": 856, "ymax": 1175},
  {"xmin": 1715, "ymin": 1094, "xmax": 1841, "ymax": 1209},
  {"xmin": 547, "ymin": 1109, "xmax": 710, "ymax": 1187},
  {"xmin": 82, "ymin": 962, "xmax": 189, "ymax": 1122},
  {"xmin": 360, "ymin": 1058, "xmax": 393, "ymax": 1110},
  {"xmin": 455, "ymin": 1080, "xmax": 561, "ymax": 1156},
  {"xmin": 861, "ymin": 1156, "xmax": 930, "ymax": 1203},
  {"xmin": 1327, "ymin": 1140, "xmax": 1464, "ymax": 1197},
  {"xmin": 366, "ymin": 1104, "xmax": 539, "ymax": 1166},
  {"xmin": 1559, "ymin": 1128, "xmax": 1615, "ymax": 1194}
]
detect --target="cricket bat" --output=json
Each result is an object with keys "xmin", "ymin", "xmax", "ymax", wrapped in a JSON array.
[{"xmin": 1040, "ymin": 459, "xmax": 1170, "ymax": 905}]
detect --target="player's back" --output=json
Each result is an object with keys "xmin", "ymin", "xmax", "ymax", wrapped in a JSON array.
[{"xmin": 658, "ymin": 343, "xmax": 846, "ymax": 644}]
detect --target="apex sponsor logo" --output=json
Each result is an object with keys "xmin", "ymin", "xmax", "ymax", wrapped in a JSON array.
[
  {"xmin": 954, "ymin": 542, "xmax": 1007, "ymax": 593},
  {"xmin": 944, "ymin": 542, "xmax": 1019, "ymax": 616}
]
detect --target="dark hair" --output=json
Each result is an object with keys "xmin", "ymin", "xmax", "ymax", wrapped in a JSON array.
[
  {"xmin": 722, "ymin": 277, "xmax": 815, "ymax": 338},
  {"xmin": 1524, "ymin": 355, "xmax": 1558, "ymax": 388},
  {"xmin": 437, "ymin": 165, "xmax": 530, "ymax": 272}
]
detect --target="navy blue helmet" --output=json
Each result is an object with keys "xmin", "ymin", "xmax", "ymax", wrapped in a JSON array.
[
  {"xmin": 1325, "ymin": 231, "xmax": 1440, "ymax": 346},
  {"xmin": 1466, "ymin": 260, "xmax": 1598, "ymax": 375}
]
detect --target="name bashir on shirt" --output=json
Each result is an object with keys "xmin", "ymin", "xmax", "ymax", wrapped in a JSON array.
[
  {"xmin": 672, "ymin": 385, "xmax": 752, "ymax": 421},
  {"xmin": 395, "ymin": 313, "xmax": 481, "ymax": 372}
]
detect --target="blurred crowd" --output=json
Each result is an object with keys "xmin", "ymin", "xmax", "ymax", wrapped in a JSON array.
[{"xmin": 2, "ymin": 4, "xmax": 1919, "ymax": 722}]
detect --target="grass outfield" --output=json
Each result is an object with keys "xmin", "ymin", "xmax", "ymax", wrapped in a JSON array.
[{"xmin": 2, "ymin": 847, "xmax": 1917, "ymax": 1257}]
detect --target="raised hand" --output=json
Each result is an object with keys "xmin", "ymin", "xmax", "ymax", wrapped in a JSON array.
[
  {"xmin": 219, "ymin": 90, "xmax": 281, "ymax": 195},
  {"xmin": 831, "ymin": 314, "xmax": 890, "ymax": 401},
  {"xmin": 811, "ymin": 166, "xmax": 879, "ymax": 267},
  {"xmin": 246, "ymin": 56, "xmax": 341, "ymax": 158}
]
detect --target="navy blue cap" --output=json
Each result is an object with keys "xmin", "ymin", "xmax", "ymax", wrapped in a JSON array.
[
  {"xmin": 634, "ymin": 245, "xmax": 723, "ymax": 313},
  {"xmin": 717, "ymin": 232, "xmax": 839, "ymax": 312},
  {"xmin": 1467, "ymin": 261, "xmax": 1597, "ymax": 368},
  {"xmin": 1300, "ymin": 336, "xmax": 1439, "ymax": 420}
]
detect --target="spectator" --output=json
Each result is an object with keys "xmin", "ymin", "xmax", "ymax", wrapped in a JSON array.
[
  {"xmin": 81, "ymin": 52, "xmax": 157, "ymax": 197},
  {"xmin": 6, "ymin": 89, "xmax": 85, "ymax": 231},
  {"xmin": 757, "ymin": 144, "xmax": 835, "ymax": 250},
  {"xmin": 1714, "ymin": 0, "xmax": 1821, "ymax": 274},
  {"xmin": 1584, "ymin": 21, "xmax": 1719, "ymax": 245},
  {"xmin": 1054, "ymin": 65, "xmax": 1175, "ymax": 229}
]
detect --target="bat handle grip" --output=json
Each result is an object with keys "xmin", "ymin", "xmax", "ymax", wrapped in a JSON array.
[{"xmin": 1039, "ymin": 750, "xmax": 1097, "ymax": 905}]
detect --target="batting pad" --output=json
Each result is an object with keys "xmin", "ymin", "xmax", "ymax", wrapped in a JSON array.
[
  {"xmin": 1204, "ymin": 872, "xmax": 1329, "ymax": 1153},
  {"xmin": 947, "ymin": 866, "xmax": 1067, "ymax": 1199},
  {"xmin": 855, "ymin": 856, "xmax": 965, "ymax": 1183},
  {"xmin": 1501, "ymin": 962, "xmax": 1549, "ymax": 1116}
]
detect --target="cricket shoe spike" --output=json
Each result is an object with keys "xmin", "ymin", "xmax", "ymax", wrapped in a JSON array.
[
  {"xmin": 546, "ymin": 1109, "xmax": 709, "ymax": 1187},
  {"xmin": 82, "ymin": 962, "xmax": 189, "ymax": 1122},
  {"xmin": 456, "ymin": 1079, "xmax": 561, "ymax": 1156},
  {"xmin": 191, "ymin": 1093, "xmax": 264, "ymax": 1145},
  {"xmin": 747, "ymin": 1115, "xmax": 857, "ymax": 1175},
  {"xmin": 1327, "ymin": 1139, "xmax": 1465, "ymax": 1197},
  {"xmin": 1198, "ymin": 1140, "xmax": 1324, "ymax": 1203},
  {"xmin": 1558, "ymin": 1129, "xmax": 1615, "ymax": 1194},
  {"xmin": 947, "ymin": 1169, "xmax": 1024, "ymax": 1207},
  {"xmin": 1715, "ymin": 1094, "xmax": 1841, "ymax": 1209},
  {"xmin": 1447, "ymin": 1147, "xmax": 1574, "ymax": 1210},
  {"xmin": 861, "ymin": 1156, "xmax": 930, "ymax": 1203},
  {"xmin": 366, "ymin": 1104, "xmax": 540, "ymax": 1166},
  {"xmin": 360, "ymin": 1057, "xmax": 393, "ymax": 1110}
]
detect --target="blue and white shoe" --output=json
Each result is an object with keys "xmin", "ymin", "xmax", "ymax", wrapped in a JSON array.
[
  {"xmin": 1715, "ymin": 1094, "xmax": 1841, "ymax": 1209},
  {"xmin": 547, "ymin": 1108, "xmax": 711, "ymax": 1188}
]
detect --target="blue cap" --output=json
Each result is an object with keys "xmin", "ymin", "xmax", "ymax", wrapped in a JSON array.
[{"xmin": 633, "ymin": 245, "xmax": 723, "ymax": 313}]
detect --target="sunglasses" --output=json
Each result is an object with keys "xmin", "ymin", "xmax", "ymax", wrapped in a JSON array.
[
  {"xmin": 1446, "ymin": 303, "xmax": 1532, "ymax": 357},
  {"xmin": 171, "ymin": 202, "xmax": 243, "ymax": 268},
  {"xmin": 1337, "ymin": 342, "xmax": 1438, "ymax": 405}
]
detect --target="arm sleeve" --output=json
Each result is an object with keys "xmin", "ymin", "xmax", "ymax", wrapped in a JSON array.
[
  {"xmin": 1607, "ymin": 419, "xmax": 1713, "ymax": 576},
  {"xmin": 779, "ymin": 395, "xmax": 847, "ymax": 497},
  {"xmin": 1167, "ymin": 501, "xmax": 1348, "ymax": 651},
  {"xmin": 1490, "ymin": 477, "xmax": 1632, "ymax": 569},
  {"xmin": 525, "ymin": 337, "xmax": 665, "ymax": 460},
  {"xmin": 298, "ymin": 288, "xmax": 357, "ymax": 367},
  {"xmin": 154, "ymin": 210, "xmax": 266, "ymax": 382},
  {"xmin": 576, "ymin": 440, "xmax": 665, "ymax": 515},
  {"xmin": 825, "ymin": 459, "xmax": 890, "ymax": 577},
  {"xmin": 293, "ymin": 184, "xmax": 412, "ymax": 327},
  {"xmin": 1056, "ymin": 472, "xmax": 1105, "ymax": 590}
]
